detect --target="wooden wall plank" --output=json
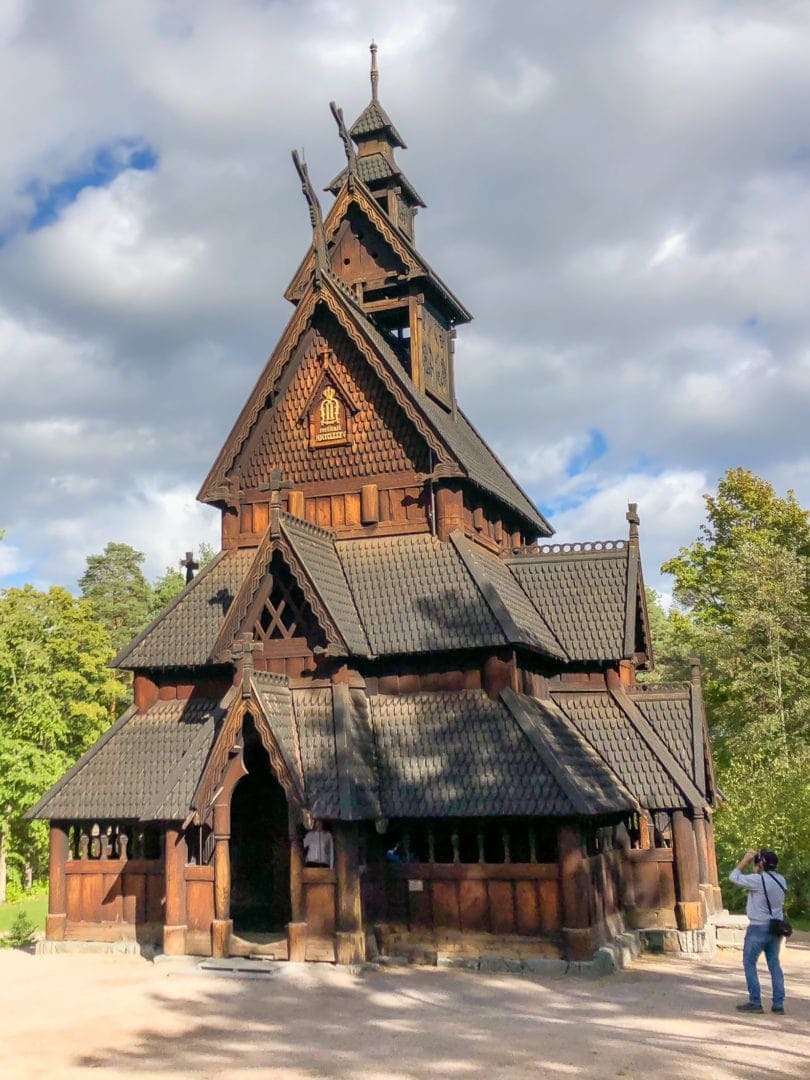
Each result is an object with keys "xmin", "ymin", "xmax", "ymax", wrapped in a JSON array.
[
  {"xmin": 431, "ymin": 880, "xmax": 460, "ymax": 930},
  {"xmin": 458, "ymin": 880, "xmax": 488, "ymax": 932},
  {"xmin": 487, "ymin": 880, "xmax": 516, "ymax": 933},
  {"xmin": 515, "ymin": 880, "xmax": 540, "ymax": 935}
]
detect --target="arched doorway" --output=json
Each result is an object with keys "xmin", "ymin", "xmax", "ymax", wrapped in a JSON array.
[{"xmin": 229, "ymin": 717, "xmax": 291, "ymax": 933}]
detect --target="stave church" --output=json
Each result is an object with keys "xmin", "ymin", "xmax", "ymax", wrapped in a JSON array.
[{"xmin": 30, "ymin": 46, "xmax": 722, "ymax": 966}]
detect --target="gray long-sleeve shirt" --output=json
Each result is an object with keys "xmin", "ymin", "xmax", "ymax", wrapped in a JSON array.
[{"xmin": 729, "ymin": 868, "xmax": 787, "ymax": 925}]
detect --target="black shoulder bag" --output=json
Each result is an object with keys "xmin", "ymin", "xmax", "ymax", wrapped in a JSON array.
[{"xmin": 762, "ymin": 873, "xmax": 792, "ymax": 938}]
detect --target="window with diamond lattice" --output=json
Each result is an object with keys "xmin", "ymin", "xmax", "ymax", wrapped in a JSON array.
[{"xmin": 253, "ymin": 554, "xmax": 326, "ymax": 649}]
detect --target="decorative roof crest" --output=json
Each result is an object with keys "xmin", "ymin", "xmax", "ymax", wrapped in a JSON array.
[{"xmin": 291, "ymin": 149, "xmax": 327, "ymax": 282}]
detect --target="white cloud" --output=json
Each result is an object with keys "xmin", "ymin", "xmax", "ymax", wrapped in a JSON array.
[{"xmin": 0, "ymin": 0, "xmax": 807, "ymax": 599}]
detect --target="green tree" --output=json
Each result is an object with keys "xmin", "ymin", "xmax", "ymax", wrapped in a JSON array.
[
  {"xmin": 658, "ymin": 469, "xmax": 810, "ymax": 913},
  {"xmin": 0, "ymin": 586, "xmax": 126, "ymax": 901},
  {"xmin": 79, "ymin": 543, "xmax": 153, "ymax": 654}
]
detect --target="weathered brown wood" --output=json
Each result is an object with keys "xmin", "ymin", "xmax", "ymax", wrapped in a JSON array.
[
  {"xmin": 287, "ymin": 921, "xmax": 307, "ymax": 962},
  {"xmin": 672, "ymin": 809, "xmax": 703, "ymax": 930},
  {"xmin": 558, "ymin": 824, "xmax": 593, "ymax": 958},
  {"xmin": 288, "ymin": 489, "xmax": 305, "ymax": 518},
  {"xmin": 692, "ymin": 809, "xmax": 710, "ymax": 884},
  {"xmin": 458, "ymin": 879, "xmax": 488, "ymax": 931},
  {"xmin": 432, "ymin": 880, "xmax": 461, "ymax": 929},
  {"xmin": 435, "ymin": 483, "xmax": 464, "ymax": 541},
  {"xmin": 334, "ymin": 824, "xmax": 363, "ymax": 952},
  {"xmin": 514, "ymin": 880, "xmax": 539, "ymax": 935},
  {"xmin": 133, "ymin": 675, "xmax": 159, "ymax": 711},
  {"xmin": 163, "ymin": 825, "xmax": 187, "ymax": 956},
  {"xmin": 360, "ymin": 483, "xmax": 380, "ymax": 525},
  {"xmin": 46, "ymin": 823, "xmax": 69, "ymax": 941}
]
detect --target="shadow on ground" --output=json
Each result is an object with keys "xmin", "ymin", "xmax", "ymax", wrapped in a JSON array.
[{"xmin": 68, "ymin": 946, "xmax": 810, "ymax": 1079}]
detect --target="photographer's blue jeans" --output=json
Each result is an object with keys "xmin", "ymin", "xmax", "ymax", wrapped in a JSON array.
[{"xmin": 743, "ymin": 924, "xmax": 784, "ymax": 1007}]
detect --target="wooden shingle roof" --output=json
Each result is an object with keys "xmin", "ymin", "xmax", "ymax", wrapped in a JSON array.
[
  {"xmin": 113, "ymin": 549, "xmax": 255, "ymax": 670},
  {"xmin": 27, "ymin": 697, "xmax": 224, "ymax": 821},
  {"xmin": 509, "ymin": 541, "xmax": 646, "ymax": 662}
]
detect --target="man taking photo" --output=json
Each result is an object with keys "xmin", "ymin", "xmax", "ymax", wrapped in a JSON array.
[{"xmin": 729, "ymin": 848, "xmax": 788, "ymax": 1014}]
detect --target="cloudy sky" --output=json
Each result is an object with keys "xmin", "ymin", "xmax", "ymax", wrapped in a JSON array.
[{"xmin": 1, "ymin": 0, "xmax": 808, "ymax": 600}]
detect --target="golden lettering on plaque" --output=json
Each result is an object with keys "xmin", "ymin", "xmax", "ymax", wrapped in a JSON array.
[{"xmin": 315, "ymin": 385, "xmax": 347, "ymax": 444}]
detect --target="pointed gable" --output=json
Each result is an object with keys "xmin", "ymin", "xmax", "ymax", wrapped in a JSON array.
[{"xmin": 237, "ymin": 310, "xmax": 430, "ymax": 490}]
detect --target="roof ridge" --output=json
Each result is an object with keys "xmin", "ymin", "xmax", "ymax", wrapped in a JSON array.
[
  {"xmin": 279, "ymin": 509, "xmax": 336, "ymax": 542},
  {"xmin": 509, "ymin": 539, "xmax": 627, "ymax": 560}
]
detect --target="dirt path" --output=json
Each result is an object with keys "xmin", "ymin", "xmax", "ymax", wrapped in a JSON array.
[{"xmin": 1, "ymin": 939, "xmax": 808, "ymax": 1079}]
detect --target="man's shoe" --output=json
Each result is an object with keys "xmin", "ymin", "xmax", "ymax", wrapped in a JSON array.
[
  {"xmin": 736, "ymin": 1002, "xmax": 764, "ymax": 1013},
  {"xmin": 771, "ymin": 1005, "xmax": 785, "ymax": 1014}
]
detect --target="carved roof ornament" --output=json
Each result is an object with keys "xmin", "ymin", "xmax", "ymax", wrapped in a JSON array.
[
  {"xmin": 370, "ymin": 40, "xmax": 379, "ymax": 102},
  {"xmin": 626, "ymin": 502, "xmax": 640, "ymax": 543},
  {"xmin": 329, "ymin": 100, "xmax": 357, "ymax": 185},
  {"xmin": 291, "ymin": 149, "xmax": 327, "ymax": 284}
]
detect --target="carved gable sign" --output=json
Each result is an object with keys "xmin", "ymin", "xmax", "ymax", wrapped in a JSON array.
[
  {"xmin": 413, "ymin": 300, "xmax": 453, "ymax": 408},
  {"xmin": 300, "ymin": 347, "xmax": 360, "ymax": 451}
]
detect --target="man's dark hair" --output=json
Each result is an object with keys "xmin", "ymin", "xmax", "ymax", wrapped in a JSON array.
[{"xmin": 755, "ymin": 848, "xmax": 778, "ymax": 870}]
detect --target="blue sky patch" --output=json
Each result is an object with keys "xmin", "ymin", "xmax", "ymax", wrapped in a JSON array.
[
  {"xmin": 23, "ymin": 138, "xmax": 158, "ymax": 233},
  {"xmin": 538, "ymin": 485, "xmax": 600, "ymax": 520},
  {"xmin": 565, "ymin": 429, "xmax": 607, "ymax": 478}
]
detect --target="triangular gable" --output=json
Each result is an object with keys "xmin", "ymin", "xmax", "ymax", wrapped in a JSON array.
[
  {"xmin": 198, "ymin": 277, "xmax": 449, "ymax": 506},
  {"xmin": 192, "ymin": 682, "xmax": 305, "ymax": 818},
  {"xmin": 210, "ymin": 526, "xmax": 346, "ymax": 661},
  {"xmin": 284, "ymin": 179, "xmax": 470, "ymax": 324}
]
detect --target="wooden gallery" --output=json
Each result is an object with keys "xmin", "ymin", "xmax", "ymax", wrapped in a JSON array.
[{"xmin": 30, "ymin": 48, "xmax": 722, "ymax": 966}]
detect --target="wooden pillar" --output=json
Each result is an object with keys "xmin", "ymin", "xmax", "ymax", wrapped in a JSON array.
[
  {"xmin": 46, "ymin": 822, "xmax": 69, "ymax": 941},
  {"xmin": 692, "ymin": 809, "xmax": 715, "ymax": 917},
  {"xmin": 671, "ymin": 809, "xmax": 703, "ymax": 930},
  {"xmin": 211, "ymin": 802, "xmax": 232, "ymax": 958},
  {"xmin": 435, "ymin": 484, "xmax": 464, "ymax": 541},
  {"xmin": 163, "ymin": 825, "xmax": 188, "ymax": 956},
  {"xmin": 334, "ymin": 823, "xmax": 365, "ymax": 965},
  {"xmin": 287, "ymin": 809, "xmax": 306, "ymax": 962},
  {"xmin": 705, "ymin": 809, "xmax": 724, "ymax": 910},
  {"xmin": 558, "ymin": 823, "xmax": 594, "ymax": 961}
]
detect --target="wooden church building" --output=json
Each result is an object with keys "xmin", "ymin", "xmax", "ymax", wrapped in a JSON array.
[{"xmin": 30, "ymin": 47, "xmax": 722, "ymax": 964}]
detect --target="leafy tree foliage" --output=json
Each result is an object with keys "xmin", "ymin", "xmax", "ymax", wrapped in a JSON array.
[
  {"xmin": 79, "ymin": 543, "xmax": 153, "ymax": 654},
  {"xmin": 0, "ymin": 585, "xmax": 126, "ymax": 901},
  {"xmin": 657, "ymin": 469, "xmax": 810, "ymax": 913}
]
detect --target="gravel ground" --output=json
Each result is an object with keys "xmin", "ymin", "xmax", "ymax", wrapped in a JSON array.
[{"xmin": 1, "ymin": 937, "xmax": 808, "ymax": 1079}]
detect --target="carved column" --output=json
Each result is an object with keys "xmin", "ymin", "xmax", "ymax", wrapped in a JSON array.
[
  {"xmin": 692, "ymin": 809, "xmax": 714, "ymax": 915},
  {"xmin": 211, "ymin": 801, "xmax": 232, "ymax": 958},
  {"xmin": 558, "ymin": 823, "xmax": 594, "ymax": 960},
  {"xmin": 705, "ymin": 809, "xmax": 724, "ymax": 910},
  {"xmin": 163, "ymin": 825, "xmax": 188, "ymax": 956},
  {"xmin": 287, "ymin": 808, "xmax": 306, "ymax": 962},
  {"xmin": 334, "ymin": 823, "xmax": 365, "ymax": 965},
  {"xmin": 435, "ymin": 484, "xmax": 464, "ymax": 541},
  {"xmin": 672, "ymin": 809, "xmax": 703, "ymax": 930},
  {"xmin": 46, "ymin": 822, "xmax": 69, "ymax": 941}
]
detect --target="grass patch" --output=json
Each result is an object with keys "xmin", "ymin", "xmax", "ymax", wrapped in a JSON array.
[
  {"xmin": 0, "ymin": 893, "xmax": 48, "ymax": 934},
  {"xmin": 790, "ymin": 915, "xmax": 810, "ymax": 933}
]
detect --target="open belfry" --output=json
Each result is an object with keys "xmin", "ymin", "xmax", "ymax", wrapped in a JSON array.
[{"xmin": 30, "ymin": 46, "xmax": 722, "ymax": 966}]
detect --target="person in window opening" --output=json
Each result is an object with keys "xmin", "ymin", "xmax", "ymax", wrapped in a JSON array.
[
  {"xmin": 386, "ymin": 841, "xmax": 404, "ymax": 862},
  {"xmin": 303, "ymin": 820, "xmax": 334, "ymax": 869},
  {"xmin": 729, "ymin": 848, "xmax": 788, "ymax": 1014}
]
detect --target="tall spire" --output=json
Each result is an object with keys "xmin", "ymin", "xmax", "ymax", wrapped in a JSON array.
[{"xmin": 370, "ymin": 41, "xmax": 379, "ymax": 102}]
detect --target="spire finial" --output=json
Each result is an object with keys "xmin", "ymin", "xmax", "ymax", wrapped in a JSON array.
[{"xmin": 370, "ymin": 40, "xmax": 379, "ymax": 101}]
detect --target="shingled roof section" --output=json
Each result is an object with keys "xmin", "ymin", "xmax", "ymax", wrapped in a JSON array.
[
  {"xmin": 336, "ymin": 533, "xmax": 507, "ymax": 655},
  {"xmin": 369, "ymin": 690, "xmax": 576, "ymax": 818},
  {"xmin": 279, "ymin": 514, "xmax": 370, "ymax": 656},
  {"xmin": 451, "ymin": 533, "xmax": 564, "ymax": 659},
  {"xmin": 326, "ymin": 154, "xmax": 425, "ymax": 207},
  {"xmin": 27, "ymin": 697, "xmax": 223, "ymax": 822},
  {"xmin": 333, "ymin": 683, "xmax": 381, "ymax": 821},
  {"xmin": 551, "ymin": 690, "xmax": 684, "ymax": 809},
  {"xmin": 628, "ymin": 686, "xmax": 697, "ymax": 790},
  {"xmin": 113, "ymin": 549, "xmax": 256, "ymax": 670},
  {"xmin": 251, "ymin": 671, "xmax": 305, "ymax": 798},
  {"xmin": 508, "ymin": 543, "xmax": 630, "ymax": 661},
  {"xmin": 349, "ymin": 99, "xmax": 406, "ymax": 146},
  {"xmin": 292, "ymin": 687, "xmax": 340, "ymax": 820},
  {"xmin": 501, "ymin": 689, "xmax": 638, "ymax": 816}
]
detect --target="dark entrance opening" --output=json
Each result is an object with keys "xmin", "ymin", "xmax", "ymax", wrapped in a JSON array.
[{"xmin": 230, "ymin": 718, "xmax": 291, "ymax": 932}]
